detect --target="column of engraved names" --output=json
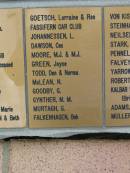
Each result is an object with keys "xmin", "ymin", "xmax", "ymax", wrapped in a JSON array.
[
  {"xmin": 0, "ymin": 24, "xmax": 14, "ymax": 122},
  {"xmin": 26, "ymin": 8, "xmax": 102, "ymax": 127},
  {"xmin": 105, "ymin": 8, "xmax": 130, "ymax": 125},
  {"xmin": 29, "ymin": 12, "xmax": 84, "ymax": 123}
]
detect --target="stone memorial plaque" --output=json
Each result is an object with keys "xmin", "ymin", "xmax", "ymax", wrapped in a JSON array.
[
  {"xmin": 105, "ymin": 7, "xmax": 130, "ymax": 126},
  {"xmin": 0, "ymin": 9, "xmax": 26, "ymax": 128},
  {"xmin": 26, "ymin": 7, "xmax": 102, "ymax": 128}
]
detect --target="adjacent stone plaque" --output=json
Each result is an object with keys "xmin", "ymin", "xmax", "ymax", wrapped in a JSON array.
[
  {"xmin": 0, "ymin": 9, "xmax": 26, "ymax": 127},
  {"xmin": 105, "ymin": 7, "xmax": 130, "ymax": 126},
  {"xmin": 26, "ymin": 8, "xmax": 102, "ymax": 128}
]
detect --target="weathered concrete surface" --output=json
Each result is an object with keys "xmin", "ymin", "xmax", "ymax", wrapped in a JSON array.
[{"xmin": 8, "ymin": 139, "xmax": 130, "ymax": 173}]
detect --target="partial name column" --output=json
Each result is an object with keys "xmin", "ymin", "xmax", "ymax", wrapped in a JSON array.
[
  {"xmin": 105, "ymin": 7, "xmax": 130, "ymax": 126},
  {"xmin": 0, "ymin": 9, "xmax": 26, "ymax": 128}
]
